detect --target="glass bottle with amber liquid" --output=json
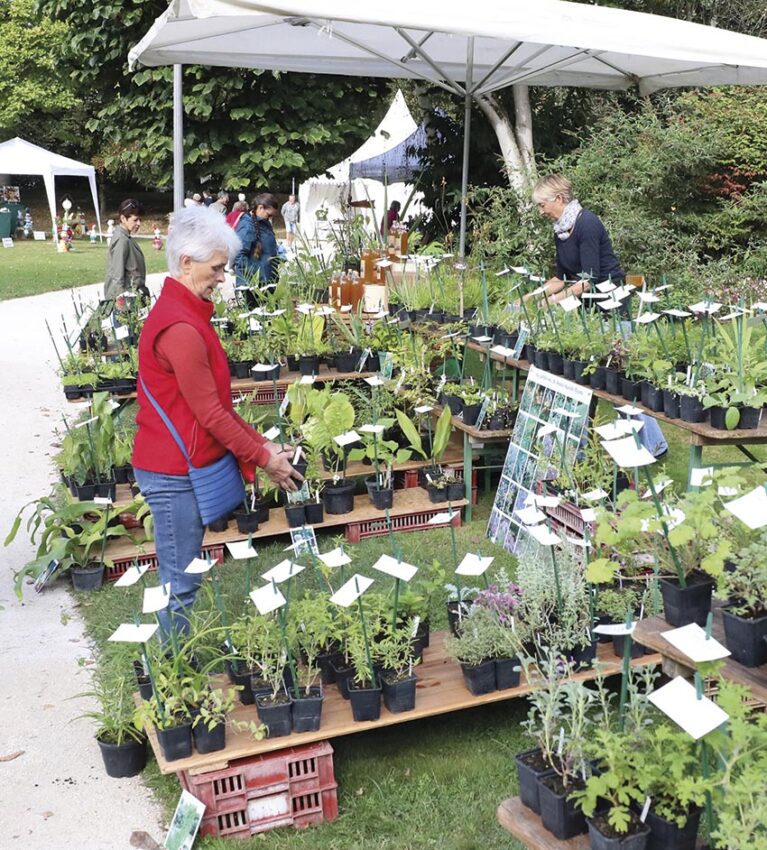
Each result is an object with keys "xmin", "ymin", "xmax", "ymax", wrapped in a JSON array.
[
  {"xmin": 340, "ymin": 271, "xmax": 352, "ymax": 309},
  {"xmin": 329, "ymin": 272, "xmax": 341, "ymax": 307},
  {"xmin": 350, "ymin": 270, "xmax": 363, "ymax": 309}
]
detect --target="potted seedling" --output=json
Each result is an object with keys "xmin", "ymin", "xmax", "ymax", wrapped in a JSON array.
[
  {"xmin": 287, "ymin": 596, "xmax": 330, "ymax": 732},
  {"xmin": 352, "ymin": 423, "xmax": 411, "ymax": 510},
  {"xmin": 250, "ymin": 612, "xmax": 293, "ymax": 738},
  {"xmin": 395, "ymin": 405, "xmax": 454, "ymax": 498},
  {"xmin": 304, "ymin": 392, "xmax": 358, "ymax": 515},
  {"xmin": 190, "ymin": 686, "xmax": 237, "ymax": 754},
  {"xmin": 444, "ymin": 606, "xmax": 497, "ymax": 696},
  {"xmin": 377, "ymin": 619, "xmax": 419, "ymax": 713}
]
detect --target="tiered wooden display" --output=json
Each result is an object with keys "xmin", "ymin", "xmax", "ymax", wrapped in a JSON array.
[{"xmin": 497, "ymin": 797, "xmax": 590, "ymax": 850}]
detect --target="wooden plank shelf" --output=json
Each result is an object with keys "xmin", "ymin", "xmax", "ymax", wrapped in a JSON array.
[
  {"xmin": 633, "ymin": 612, "xmax": 767, "ymax": 706},
  {"xmin": 142, "ymin": 634, "xmax": 660, "ymax": 776},
  {"xmin": 497, "ymin": 797, "xmax": 589, "ymax": 849}
]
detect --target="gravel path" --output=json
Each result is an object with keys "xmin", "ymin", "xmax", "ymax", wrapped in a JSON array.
[{"xmin": 0, "ymin": 276, "xmax": 168, "ymax": 850}]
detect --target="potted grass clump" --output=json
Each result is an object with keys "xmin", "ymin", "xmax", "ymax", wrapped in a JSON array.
[
  {"xmin": 249, "ymin": 615, "xmax": 293, "ymax": 738},
  {"xmin": 288, "ymin": 597, "xmax": 328, "ymax": 732},
  {"xmin": 716, "ymin": 530, "xmax": 767, "ymax": 667},
  {"xmin": 79, "ymin": 666, "xmax": 147, "ymax": 778},
  {"xmin": 135, "ymin": 693, "xmax": 193, "ymax": 763},
  {"xmin": 377, "ymin": 619, "xmax": 419, "ymax": 713}
]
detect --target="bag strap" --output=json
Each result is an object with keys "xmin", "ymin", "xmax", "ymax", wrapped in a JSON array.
[{"xmin": 139, "ymin": 374, "xmax": 192, "ymax": 467}]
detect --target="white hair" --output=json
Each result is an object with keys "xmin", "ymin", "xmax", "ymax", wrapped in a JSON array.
[{"xmin": 166, "ymin": 206, "xmax": 241, "ymax": 276}]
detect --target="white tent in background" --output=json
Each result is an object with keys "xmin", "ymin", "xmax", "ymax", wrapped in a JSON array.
[
  {"xmin": 0, "ymin": 137, "xmax": 102, "ymax": 243},
  {"xmin": 298, "ymin": 90, "xmax": 425, "ymax": 239}
]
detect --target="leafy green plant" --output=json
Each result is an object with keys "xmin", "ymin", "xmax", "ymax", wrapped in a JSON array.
[
  {"xmin": 77, "ymin": 665, "xmax": 145, "ymax": 746},
  {"xmin": 716, "ymin": 530, "xmax": 767, "ymax": 618}
]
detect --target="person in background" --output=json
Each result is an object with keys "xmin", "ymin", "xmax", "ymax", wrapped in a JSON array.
[
  {"xmin": 132, "ymin": 206, "xmax": 302, "ymax": 634},
  {"xmin": 104, "ymin": 199, "xmax": 148, "ymax": 301},
  {"xmin": 281, "ymin": 194, "xmax": 300, "ymax": 249},
  {"xmin": 226, "ymin": 200, "xmax": 248, "ymax": 230},
  {"xmin": 191, "ymin": 193, "xmax": 203, "ymax": 206},
  {"xmin": 232, "ymin": 203, "xmax": 258, "ymax": 293},
  {"xmin": 381, "ymin": 199, "xmax": 401, "ymax": 236},
  {"xmin": 249, "ymin": 193, "xmax": 282, "ymax": 300},
  {"xmin": 530, "ymin": 173, "xmax": 624, "ymax": 303},
  {"xmin": 202, "ymin": 189, "xmax": 214, "ymax": 207},
  {"xmin": 210, "ymin": 191, "xmax": 229, "ymax": 215}
]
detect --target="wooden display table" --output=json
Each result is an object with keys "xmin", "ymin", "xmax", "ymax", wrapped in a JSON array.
[
  {"xmin": 469, "ymin": 342, "xmax": 767, "ymax": 490},
  {"xmin": 144, "ymin": 634, "xmax": 660, "ymax": 776},
  {"xmin": 633, "ymin": 612, "xmax": 767, "ymax": 706},
  {"xmin": 497, "ymin": 797, "xmax": 589, "ymax": 849}
]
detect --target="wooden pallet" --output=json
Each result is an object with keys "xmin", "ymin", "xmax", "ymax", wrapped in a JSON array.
[
  {"xmin": 497, "ymin": 797, "xmax": 590, "ymax": 849},
  {"xmin": 142, "ymin": 635, "xmax": 660, "ymax": 775}
]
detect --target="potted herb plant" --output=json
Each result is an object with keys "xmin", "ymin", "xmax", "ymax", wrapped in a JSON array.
[
  {"xmin": 376, "ymin": 620, "xmax": 419, "ymax": 713},
  {"xmin": 346, "ymin": 620, "xmax": 382, "ymax": 722},
  {"xmin": 190, "ymin": 687, "xmax": 237, "ymax": 754},
  {"xmin": 444, "ymin": 606, "xmax": 497, "ymax": 696}
]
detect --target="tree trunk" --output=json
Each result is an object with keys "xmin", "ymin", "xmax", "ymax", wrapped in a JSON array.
[{"xmin": 476, "ymin": 88, "xmax": 536, "ymax": 193}]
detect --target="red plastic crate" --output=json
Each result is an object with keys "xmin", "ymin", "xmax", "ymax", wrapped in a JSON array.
[
  {"xmin": 346, "ymin": 501, "xmax": 462, "ymax": 543},
  {"xmin": 104, "ymin": 543, "xmax": 225, "ymax": 582},
  {"xmin": 178, "ymin": 741, "xmax": 338, "ymax": 838},
  {"xmin": 231, "ymin": 385, "xmax": 287, "ymax": 405}
]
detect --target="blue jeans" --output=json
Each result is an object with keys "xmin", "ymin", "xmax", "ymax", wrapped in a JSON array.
[{"xmin": 133, "ymin": 467, "xmax": 205, "ymax": 637}]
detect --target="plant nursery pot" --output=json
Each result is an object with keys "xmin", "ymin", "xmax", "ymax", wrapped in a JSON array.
[
  {"xmin": 639, "ymin": 380, "xmax": 651, "ymax": 407},
  {"xmin": 286, "ymin": 354, "xmax": 300, "ymax": 372},
  {"xmin": 621, "ymin": 377, "xmax": 641, "ymax": 402},
  {"xmin": 412, "ymin": 619, "xmax": 431, "ymax": 657},
  {"xmin": 133, "ymin": 661, "xmax": 153, "ymax": 701},
  {"xmin": 460, "ymin": 659, "xmax": 496, "ymax": 696},
  {"xmin": 659, "ymin": 574, "xmax": 715, "ymax": 627},
  {"xmin": 382, "ymin": 673, "xmax": 417, "ymax": 713},
  {"xmin": 644, "ymin": 806, "xmax": 701, "ymax": 850},
  {"xmin": 739, "ymin": 405, "xmax": 761, "ymax": 430},
  {"xmin": 317, "ymin": 650, "xmax": 343, "ymax": 685},
  {"xmin": 442, "ymin": 393, "xmax": 464, "ymax": 415},
  {"xmin": 256, "ymin": 695, "xmax": 293, "ymax": 738},
  {"xmin": 250, "ymin": 677, "xmax": 273, "ymax": 703},
  {"xmin": 292, "ymin": 686, "xmax": 324, "ymax": 732},
  {"xmin": 156, "ymin": 722, "xmax": 193, "ymax": 762},
  {"xmin": 298, "ymin": 354, "xmax": 320, "ymax": 376},
  {"xmin": 331, "ymin": 661, "xmax": 355, "ymax": 700},
  {"xmin": 334, "ymin": 349, "xmax": 362, "ymax": 373},
  {"xmin": 679, "ymin": 395, "xmax": 704, "ymax": 423},
  {"xmin": 232, "ymin": 360, "xmax": 253, "ymax": 379},
  {"xmin": 547, "ymin": 352, "xmax": 565, "ymax": 375},
  {"xmin": 645, "ymin": 385, "xmax": 665, "ymax": 412},
  {"xmin": 323, "ymin": 480, "xmax": 355, "ymax": 514},
  {"xmin": 721, "ymin": 608, "xmax": 767, "ymax": 667},
  {"xmin": 462, "ymin": 403, "xmax": 482, "ymax": 426},
  {"xmin": 587, "ymin": 815, "xmax": 650, "ymax": 850},
  {"xmin": 514, "ymin": 748, "xmax": 555, "ymax": 814},
  {"xmin": 365, "ymin": 479, "xmax": 394, "ymax": 510},
  {"xmin": 605, "ymin": 368, "xmax": 622, "ymax": 396},
  {"xmin": 233, "ymin": 509, "xmax": 260, "ymax": 534},
  {"xmin": 304, "ymin": 501, "xmax": 324, "ymax": 524},
  {"xmin": 562, "ymin": 357, "xmax": 575, "ymax": 380},
  {"xmin": 589, "ymin": 366, "xmax": 607, "ymax": 391},
  {"xmin": 97, "ymin": 735, "xmax": 147, "ymax": 778},
  {"xmin": 570, "ymin": 638, "xmax": 598, "ymax": 669},
  {"xmin": 113, "ymin": 464, "xmax": 133, "ymax": 484},
  {"xmin": 446, "ymin": 481, "xmax": 465, "ymax": 501},
  {"xmin": 284, "ymin": 504, "xmax": 307, "ymax": 528},
  {"xmin": 572, "ymin": 360, "xmax": 590, "ymax": 385},
  {"xmin": 63, "ymin": 385, "xmax": 85, "ymax": 400},
  {"xmin": 426, "ymin": 483, "xmax": 448, "ymax": 503},
  {"xmin": 348, "ymin": 682, "xmax": 382, "ymax": 722},
  {"xmin": 539, "ymin": 774, "xmax": 588, "ymax": 840},
  {"xmin": 534, "ymin": 350, "xmax": 550, "ymax": 371},
  {"xmin": 256, "ymin": 363, "xmax": 281, "ymax": 381},
  {"xmin": 74, "ymin": 482, "xmax": 97, "ymax": 501},
  {"xmin": 495, "ymin": 656, "xmax": 522, "ymax": 690},
  {"xmin": 447, "ymin": 600, "xmax": 473, "ymax": 636},
  {"xmin": 612, "ymin": 634, "xmax": 647, "ymax": 659},
  {"xmin": 524, "ymin": 344, "xmax": 537, "ymax": 363},
  {"xmin": 708, "ymin": 405, "xmax": 732, "ymax": 430},
  {"xmin": 94, "ymin": 479, "xmax": 117, "ymax": 500},
  {"xmin": 192, "ymin": 721, "xmax": 226, "ymax": 754},
  {"xmin": 291, "ymin": 459, "xmax": 309, "ymax": 478},
  {"xmin": 662, "ymin": 389, "xmax": 680, "ymax": 419},
  {"xmin": 225, "ymin": 659, "xmax": 255, "ymax": 705},
  {"xmin": 71, "ymin": 562, "xmax": 104, "ymax": 592}
]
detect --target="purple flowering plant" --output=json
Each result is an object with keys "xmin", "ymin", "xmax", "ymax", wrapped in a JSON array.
[{"xmin": 474, "ymin": 580, "xmax": 523, "ymax": 627}]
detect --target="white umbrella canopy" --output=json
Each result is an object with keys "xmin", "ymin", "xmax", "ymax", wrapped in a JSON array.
[{"xmin": 130, "ymin": 0, "xmax": 767, "ymax": 95}]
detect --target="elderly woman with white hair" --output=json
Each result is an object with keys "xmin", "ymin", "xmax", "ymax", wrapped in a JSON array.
[
  {"xmin": 529, "ymin": 174, "xmax": 624, "ymax": 303},
  {"xmin": 132, "ymin": 206, "xmax": 302, "ymax": 635}
]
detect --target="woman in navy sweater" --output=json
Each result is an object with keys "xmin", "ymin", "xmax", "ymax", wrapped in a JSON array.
[{"xmin": 530, "ymin": 174, "xmax": 624, "ymax": 303}]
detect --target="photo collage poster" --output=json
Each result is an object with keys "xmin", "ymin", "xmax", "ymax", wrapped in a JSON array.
[{"xmin": 486, "ymin": 366, "xmax": 593, "ymax": 557}]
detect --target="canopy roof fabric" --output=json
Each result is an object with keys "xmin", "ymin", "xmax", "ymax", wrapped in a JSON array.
[
  {"xmin": 130, "ymin": 0, "xmax": 767, "ymax": 96},
  {"xmin": 349, "ymin": 123, "xmax": 426, "ymax": 183},
  {"xmin": 0, "ymin": 137, "xmax": 102, "ymax": 242}
]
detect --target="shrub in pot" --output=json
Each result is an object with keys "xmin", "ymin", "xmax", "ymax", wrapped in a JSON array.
[
  {"xmin": 289, "ymin": 596, "xmax": 334, "ymax": 731},
  {"xmin": 377, "ymin": 621, "xmax": 419, "ymax": 713},
  {"xmin": 191, "ymin": 687, "xmax": 236, "ymax": 754}
]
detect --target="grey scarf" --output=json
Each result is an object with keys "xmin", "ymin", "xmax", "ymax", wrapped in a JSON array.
[{"xmin": 553, "ymin": 200, "xmax": 583, "ymax": 241}]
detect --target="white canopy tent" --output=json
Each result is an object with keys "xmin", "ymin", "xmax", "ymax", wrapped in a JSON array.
[
  {"xmin": 0, "ymin": 137, "xmax": 102, "ymax": 243},
  {"xmin": 298, "ymin": 90, "xmax": 425, "ymax": 239},
  {"xmin": 129, "ymin": 0, "xmax": 767, "ymax": 254}
]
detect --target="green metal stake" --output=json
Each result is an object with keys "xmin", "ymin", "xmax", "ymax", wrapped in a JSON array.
[{"xmin": 617, "ymin": 610, "xmax": 634, "ymax": 732}]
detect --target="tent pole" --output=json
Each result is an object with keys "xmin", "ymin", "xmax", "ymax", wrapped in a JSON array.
[
  {"xmin": 173, "ymin": 64, "xmax": 184, "ymax": 212},
  {"xmin": 458, "ymin": 37, "xmax": 474, "ymax": 309}
]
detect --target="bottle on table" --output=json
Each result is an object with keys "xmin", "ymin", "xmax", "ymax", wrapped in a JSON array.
[
  {"xmin": 329, "ymin": 272, "xmax": 341, "ymax": 307},
  {"xmin": 340, "ymin": 271, "xmax": 352, "ymax": 308}
]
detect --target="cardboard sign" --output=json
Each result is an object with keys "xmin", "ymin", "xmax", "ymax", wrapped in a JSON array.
[
  {"xmin": 33, "ymin": 231, "xmax": 46, "ymax": 241},
  {"xmin": 2, "ymin": 238, "xmax": 13, "ymax": 248}
]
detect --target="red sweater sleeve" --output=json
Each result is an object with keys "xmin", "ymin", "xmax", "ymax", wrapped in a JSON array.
[{"xmin": 155, "ymin": 323, "xmax": 271, "ymax": 468}]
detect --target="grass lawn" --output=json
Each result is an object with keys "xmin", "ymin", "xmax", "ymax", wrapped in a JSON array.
[{"xmin": 1, "ymin": 239, "xmax": 168, "ymax": 301}]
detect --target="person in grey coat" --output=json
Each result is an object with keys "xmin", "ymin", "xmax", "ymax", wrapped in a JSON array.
[{"xmin": 104, "ymin": 199, "xmax": 148, "ymax": 301}]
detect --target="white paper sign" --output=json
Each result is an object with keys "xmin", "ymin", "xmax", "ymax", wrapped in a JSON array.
[
  {"xmin": 648, "ymin": 676, "xmax": 728, "ymax": 739},
  {"xmin": 593, "ymin": 621, "xmax": 636, "ymax": 636},
  {"xmin": 317, "ymin": 546, "xmax": 351, "ymax": 568},
  {"xmin": 227, "ymin": 540, "xmax": 259, "ymax": 560},
  {"xmin": 583, "ymin": 488, "xmax": 608, "ymax": 502},
  {"xmin": 616, "ymin": 404, "xmax": 643, "ymax": 416},
  {"xmin": 261, "ymin": 559, "xmax": 305, "ymax": 583},
  {"xmin": 596, "ymin": 281, "xmax": 616, "ymax": 293},
  {"xmin": 642, "ymin": 478, "xmax": 673, "ymax": 498},
  {"xmin": 252, "ymin": 363, "xmax": 277, "ymax": 373},
  {"xmin": 724, "ymin": 486, "xmax": 767, "ymax": 530},
  {"xmin": 602, "ymin": 435, "xmax": 657, "ymax": 468},
  {"xmin": 526, "ymin": 493, "xmax": 561, "ymax": 508},
  {"xmin": 184, "ymin": 557, "xmax": 217, "ymax": 574},
  {"xmin": 299, "ymin": 374, "xmax": 316, "ymax": 385},
  {"xmin": 635, "ymin": 312, "xmax": 661, "ymax": 324},
  {"xmin": 661, "ymin": 623, "xmax": 731, "ymax": 663},
  {"xmin": 143, "ymin": 583, "xmax": 171, "ymax": 614},
  {"xmin": 472, "ymin": 335, "xmax": 493, "ymax": 344},
  {"xmin": 250, "ymin": 582, "xmax": 286, "ymax": 614},
  {"xmin": 456, "ymin": 553, "xmax": 494, "ymax": 576},
  {"xmin": 371, "ymin": 554, "xmax": 418, "ymax": 582},
  {"xmin": 108, "ymin": 623, "xmax": 159, "ymax": 643},
  {"xmin": 114, "ymin": 562, "xmax": 151, "ymax": 588},
  {"xmin": 689, "ymin": 466, "xmax": 715, "ymax": 487},
  {"xmin": 114, "ymin": 325, "xmax": 130, "ymax": 340},
  {"xmin": 364, "ymin": 376, "xmax": 385, "ymax": 387},
  {"xmin": 689, "ymin": 301, "xmax": 722, "ymax": 315},
  {"xmin": 330, "ymin": 574, "xmax": 375, "ymax": 607},
  {"xmin": 334, "ymin": 430, "xmax": 361, "ymax": 447},
  {"xmin": 33, "ymin": 230, "xmax": 46, "ymax": 241},
  {"xmin": 638, "ymin": 292, "xmax": 661, "ymax": 303},
  {"xmin": 598, "ymin": 298, "xmax": 623, "ymax": 311},
  {"xmin": 526, "ymin": 523, "xmax": 561, "ymax": 546},
  {"xmin": 558, "ymin": 295, "xmax": 582, "ymax": 313},
  {"xmin": 580, "ymin": 508, "xmax": 597, "ymax": 522},
  {"xmin": 516, "ymin": 505, "xmax": 547, "ymax": 525},
  {"xmin": 428, "ymin": 510, "xmax": 458, "ymax": 525},
  {"xmin": 490, "ymin": 345, "xmax": 515, "ymax": 358},
  {"xmin": 414, "ymin": 405, "xmax": 433, "ymax": 414},
  {"xmin": 663, "ymin": 308, "xmax": 692, "ymax": 318},
  {"xmin": 358, "ymin": 423, "xmax": 385, "ymax": 435},
  {"xmin": 2, "ymin": 237, "xmax": 13, "ymax": 248},
  {"xmin": 263, "ymin": 426, "xmax": 281, "ymax": 441}
]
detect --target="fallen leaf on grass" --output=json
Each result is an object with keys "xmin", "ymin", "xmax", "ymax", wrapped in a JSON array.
[
  {"xmin": 0, "ymin": 750, "xmax": 24, "ymax": 762},
  {"xmin": 355, "ymin": 787, "xmax": 365, "ymax": 796}
]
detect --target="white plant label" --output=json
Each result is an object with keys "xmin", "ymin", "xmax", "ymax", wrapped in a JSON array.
[
  {"xmin": 724, "ymin": 486, "xmax": 767, "ymax": 530},
  {"xmin": 526, "ymin": 523, "xmax": 561, "ymax": 546},
  {"xmin": 334, "ymin": 430, "xmax": 360, "ymax": 447},
  {"xmin": 537, "ymin": 422, "xmax": 558, "ymax": 438},
  {"xmin": 616, "ymin": 404, "xmax": 643, "ymax": 416},
  {"xmin": 358, "ymin": 423, "xmax": 385, "ymax": 435},
  {"xmin": 689, "ymin": 466, "xmax": 715, "ymax": 487},
  {"xmin": 490, "ymin": 345, "xmax": 515, "ymax": 358},
  {"xmin": 278, "ymin": 396, "xmax": 290, "ymax": 416},
  {"xmin": 580, "ymin": 508, "xmax": 597, "ymax": 522},
  {"xmin": 108, "ymin": 623, "xmax": 159, "ymax": 643},
  {"xmin": 114, "ymin": 562, "xmax": 151, "ymax": 587},
  {"xmin": 330, "ymin": 574, "xmax": 374, "ymax": 607},
  {"xmin": 226, "ymin": 540, "xmax": 258, "ymax": 560},
  {"xmin": 184, "ymin": 557, "xmax": 216, "ymax": 574},
  {"xmin": 515, "ymin": 505, "xmax": 546, "ymax": 526},
  {"xmin": 317, "ymin": 546, "xmax": 351, "ymax": 568},
  {"xmin": 596, "ymin": 281, "xmax": 617, "ymax": 293},
  {"xmin": 661, "ymin": 623, "xmax": 731, "ymax": 663},
  {"xmin": 414, "ymin": 404, "xmax": 433, "ymax": 414},
  {"xmin": 364, "ymin": 376, "xmax": 385, "ymax": 387},
  {"xmin": 558, "ymin": 295, "xmax": 582, "ymax": 313},
  {"xmin": 299, "ymin": 374, "xmax": 316, "ymax": 385},
  {"xmin": 250, "ymin": 582, "xmax": 286, "ymax": 614},
  {"xmin": 640, "ymin": 798, "xmax": 652, "ymax": 823},
  {"xmin": 663, "ymin": 308, "xmax": 692, "ymax": 318},
  {"xmin": 602, "ymin": 435, "xmax": 657, "ymax": 468},
  {"xmin": 142, "ymin": 582, "xmax": 171, "ymax": 614},
  {"xmin": 371, "ymin": 554, "xmax": 418, "ymax": 582},
  {"xmin": 456, "ymin": 553, "xmax": 494, "ymax": 576},
  {"xmin": 428, "ymin": 510, "xmax": 458, "ymax": 525},
  {"xmin": 471, "ymin": 335, "xmax": 493, "ymax": 344},
  {"xmin": 114, "ymin": 325, "xmax": 130, "ymax": 340},
  {"xmin": 635, "ymin": 312, "xmax": 661, "ymax": 324},
  {"xmin": 33, "ymin": 231, "xmax": 46, "ymax": 241},
  {"xmin": 583, "ymin": 488, "xmax": 608, "ymax": 502},
  {"xmin": 1, "ymin": 238, "xmax": 13, "ymax": 248},
  {"xmin": 557, "ymin": 727, "xmax": 565, "ymax": 756},
  {"xmin": 638, "ymin": 292, "xmax": 661, "ymax": 303},
  {"xmin": 593, "ymin": 622, "xmax": 636, "ymax": 636},
  {"xmin": 261, "ymin": 559, "xmax": 305, "ymax": 584},
  {"xmin": 648, "ymin": 676, "xmax": 728, "ymax": 739},
  {"xmin": 263, "ymin": 426, "xmax": 281, "ymax": 441}
]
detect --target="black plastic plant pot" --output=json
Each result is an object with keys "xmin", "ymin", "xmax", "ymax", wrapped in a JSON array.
[
  {"xmin": 621, "ymin": 377, "xmax": 642, "ymax": 401},
  {"xmin": 304, "ymin": 501, "xmax": 325, "ymax": 524},
  {"xmin": 462, "ymin": 403, "xmax": 482, "ymax": 426},
  {"xmin": 71, "ymin": 563, "xmax": 105, "ymax": 592},
  {"xmin": 639, "ymin": 380, "xmax": 651, "ymax": 408},
  {"xmin": 645, "ymin": 385, "xmax": 665, "ymax": 412},
  {"xmin": 251, "ymin": 677, "xmax": 273, "ymax": 703},
  {"xmin": 644, "ymin": 806, "xmax": 701, "ymax": 850},
  {"xmin": 587, "ymin": 816, "xmax": 650, "ymax": 850},
  {"xmin": 587, "ymin": 366, "xmax": 606, "ymax": 391},
  {"xmin": 74, "ymin": 482, "xmax": 97, "ymax": 501},
  {"xmin": 561, "ymin": 358, "xmax": 574, "ymax": 380},
  {"xmin": 63, "ymin": 385, "xmax": 85, "ymax": 400},
  {"xmin": 192, "ymin": 721, "xmax": 226, "ymax": 754},
  {"xmin": 572, "ymin": 360, "xmax": 589, "ymax": 385},
  {"xmin": 368, "ymin": 484, "xmax": 394, "ymax": 510},
  {"xmin": 298, "ymin": 354, "xmax": 320, "ymax": 376},
  {"xmin": 97, "ymin": 735, "xmax": 147, "ymax": 778},
  {"xmin": 447, "ymin": 600, "xmax": 472, "ymax": 636},
  {"xmin": 334, "ymin": 349, "xmax": 362, "ymax": 373},
  {"xmin": 257, "ymin": 363, "xmax": 281, "ymax": 381},
  {"xmin": 571, "ymin": 638, "xmax": 598, "ymax": 669},
  {"xmin": 317, "ymin": 650, "xmax": 343, "ymax": 684},
  {"xmin": 605, "ymin": 368, "xmax": 622, "ymax": 396},
  {"xmin": 679, "ymin": 395, "xmax": 705, "ymax": 423},
  {"xmin": 285, "ymin": 504, "xmax": 307, "ymax": 528},
  {"xmin": 133, "ymin": 661, "xmax": 153, "ymax": 701},
  {"xmin": 292, "ymin": 687, "xmax": 324, "ymax": 732},
  {"xmin": 460, "ymin": 659, "xmax": 496, "ymax": 696},
  {"xmin": 331, "ymin": 661, "xmax": 355, "ymax": 699},
  {"xmin": 291, "ymin": 458, "xmax": 309, "ymax": 478},
  {"xmin": 659, "ymin": 574, "xmax": 715, "ymax": 627},
  {"xmin": 515, "ymin": 748, "xmax": 555, "ymax": 814},
  {"xmin": 95, "ymin": 479, "xmax": 117, "ymax": 500},
  {"xmin": 348, "ymin": 682, "xmax": 382, "ymax": 722},
  {"xmin": 534, "ymin": 350, "xmax": 550, "ymax": 371},
  {"xmin": 443, "ymin": 393, "xmax": 464, "ymax": 415},
  {"xmin": 487, "ymin": 413, "xmax": 506, "ymax": 431},
  {"xmin": 207, "ymin": 514, "xmax": 230, "ymax": 532},
  {"xmin": 739, "ymin": 405, "xmax": 761, "ymax": 430},
  {"xmin": 662, "ymin": 389, "xmax": 681, "ymax": 420},
  {"xmin": 721, "ymin": 608, "xmax": 767, "ymax": 667},
  {"xmin": 156, "ymin": 722, "xmax": 193, "ymax": 762},
  {"xmin": 233, "ymin": 509, "xmax": 260, "ymax": 534},
  {"xmin": 612, "ymin": 635, "xmax": 647, "ymax": 659},
  {"xmin": 226, "ymin": 660, "xmax": 255, "ymax": 705},
  {"xmin": 382, "ymin": 674, "xmax": 417, "ymax": 713},
  {"xmin": 495, "ymin": 656, "xmax": 521, "ymax": 690},
  {"xmin": 418, "ymin": 464, "xmax": 441, "ymax": 487},
  {"xmin": 323, "ymin": 480, "xmax": 356, "ymax": 515},
  {"xmin": 547, "ymin": 352, "xmax": 564, "ymax": 375},
  {"xmin": 538, "ymin": 775, "xmax": 588, "ymax": 840},
  {"xmin": 446, "ymin": 481, "xmax": 465, "ymax": 501},
  {"xmin": 113, "ymin": 464, "xmax": 133, "ymax": 484},
  {"xmin": 232, "ymin": 360, "xmax": 253, "ymax": 379},
  {"xmin": 286, "ymin": 354, "xmax": 300, "ymax": 372},
  {"xmin": 256, "ymin": 696, "xmax": 293, "ymax": 738},
  {"xmin": 426, "ymin": 483, "xmax": 448, "ymax": 504},
  {"xmin": 708, "ymin": 405, "xmax": 732, "ymax": 430}
]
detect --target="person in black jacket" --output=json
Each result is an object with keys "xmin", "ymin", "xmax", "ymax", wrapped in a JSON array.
[{"xmin": 529, "ymin": 174, "xmax": 624, "ymax": 303}]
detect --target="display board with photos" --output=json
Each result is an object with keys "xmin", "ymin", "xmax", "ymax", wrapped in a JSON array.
[{"xmin": 487, "ymin": 366, "xmax": 592, "ymax": 555}]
